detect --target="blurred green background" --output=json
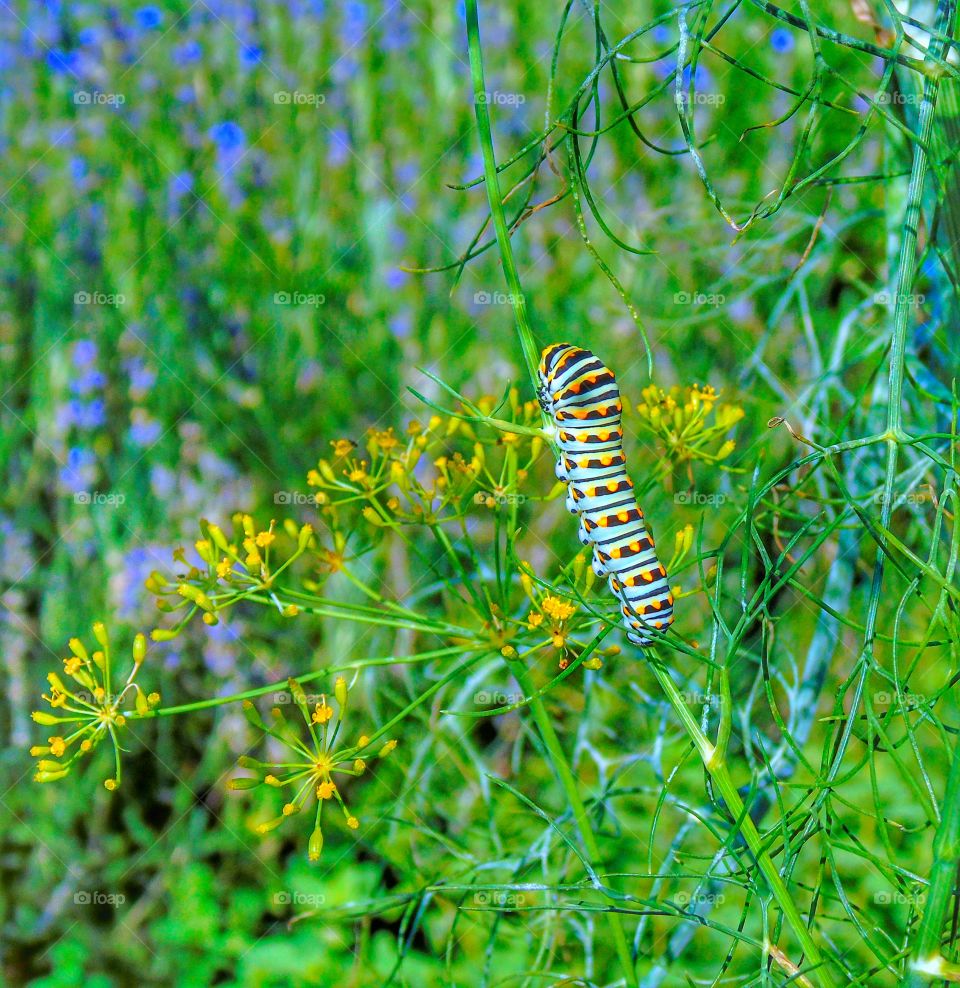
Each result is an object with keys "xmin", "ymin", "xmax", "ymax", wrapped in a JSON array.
[{"xmin": 1, "ymin": 0, "xmax": 955, "ymax": 984}]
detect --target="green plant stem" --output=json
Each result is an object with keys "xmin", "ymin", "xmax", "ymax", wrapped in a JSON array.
[
  {"xmin": 464, "ymin": 0, "xmax": 539, "ymax": 390},
  {"xmin": 463, "ymin": 7, "xmax": 636, "ymax": 974},
  {"xmin": 509, "ymin": 660, "xmax": 639, "ymax": 988},
  {"xmin": 647, "ymin": 659, "xmax": 838, "ymax": 988},
  {"xmin": 130, "ymin": 645, "xmax": 473, "ymax": 718},
  {"xmin": 910, "ymin": 737, "xmax": 960, "ymax": 983}
]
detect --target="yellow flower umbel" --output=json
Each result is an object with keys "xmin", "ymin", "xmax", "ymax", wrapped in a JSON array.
[
  {"xmin": 229, "ymin": 676, "xmax": 397, "ymax": 862},
  {"xmin": 305, "ymin": 390, "xmax": 545, "ymax": 532},
  {"xmin": 635, "ymin": 384, "xmax": 744, "ymax": 470},
  {"xmin": 516, "ymin": 565, "xmax": 616, "ymax": 672},
  {"xmin": 31, "ymin": 624, "xmax": 160, "ymax": 789},
  {"xmin": 150, "ymin": 517, "xmax": 314, "ymax": 642}
]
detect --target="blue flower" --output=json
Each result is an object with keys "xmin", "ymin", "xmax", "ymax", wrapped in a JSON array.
[
  {"xmin": 770, "ymin": 27, "xmax": 794, "ymax": 53},
  {"xmin": 389, "ymin": 312, "xmax": 412, "ymax": 338},
  {"xmin": 77, "ymin": 27, "xmax": 101, "ymax": 46},
  {"xmin": 174, "ymin": 39, "xmax": 202, "ymax": 65},
  {"xmin": 135, "ymin": 7, "xmax": 164, "ymax": 30},
  {"xmin": 69, "ymin": 399, "xmax": 106, "ymax": 430},
  {"xmin": 46, "ymin": 47, "xmax": 78, "ymax": 75},
  {"xmin": 327, "ymin": 128, "xmax": 350, "ymax": 166},
  {"xmin": 60, "ymin": 446, "xmax": 96, "ymax": 490},
  {"xmin": 72, "ymin": 339, "xmax": 98, "ymax": 367},
  {"xmin": 239, "ymin": 43, "xmax": 263, "ymax": 67},
  {"xmin": 384, "ymin": 268, "xmax": 408, "ymax": 290},
  {"xmin": 69, "ymin": 368, "xmax": 105, "ymax": 396},
  {"xmin": 129, "ymin": 417, "xmax": 162, "ymax": 447},
  {"xmin": 209, "ymin": 121, "xmax": 246, "ymax": 152},
  {"xmin": 652, "ymin": 24, "xmax": 672, "ymax": 45},
  {"xmin": 168, "ymin": 171, "xmax": 194, "ymax": 199},
  {"xmin": 69, "ymin": 156, "xmax": 87, "ymax": 183}
]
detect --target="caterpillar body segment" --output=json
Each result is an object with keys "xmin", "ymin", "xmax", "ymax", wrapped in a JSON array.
[{"xmin": 537, "ymin": 343, "xmax": 674, "ymax": 647}]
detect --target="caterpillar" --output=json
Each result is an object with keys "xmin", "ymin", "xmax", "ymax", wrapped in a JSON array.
[{"xmin": 536, "ymin": 342, "xmax": 674, "ymax": 647}]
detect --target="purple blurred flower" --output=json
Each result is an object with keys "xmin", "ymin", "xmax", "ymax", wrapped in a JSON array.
[
  {"xmin": 69, "ymin": 399, "xmax": 106, "ymax": 429},
  {"xmin": 150, "ymin": 464, "xmax": 176, "ymax": 499},
  {"xmin": 389, "ymin": 312, "xmax": 412, "ymax": 338},
  {"xmin": 652, "ymin": 24, "xmax": 672, "ymax": 45},
  {"xmin": 125, "ymin": 358, "xmax": 157, "ymax": 399},
  {"xmin": 327, "ymin": 128, "xmax": 350, "ymax": 166},
  {"xmin": 129, "ymin": 412, "xmax": 162, "ymax": 447},
  {"xmin": 383, "ymin": 267, "xmax": 408, "ymax": 290},
  {"xmin": 69, "ymin": 368, "xmax": 106, "ymax": 395},
  {"xmin": 174, "ymin": 39, "xmax": 203, "ymax": 65},
  {"xmin": 60, "ymin": 446, "xmax": 96, "ymax": 490},
  {"xmin": 73, "ymin": 339, "xmax": 98, "ymax": 367}
]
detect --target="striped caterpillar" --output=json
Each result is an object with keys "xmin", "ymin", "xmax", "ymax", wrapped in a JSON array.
[{"xmin": 536, "ymin": 343, "xmax": 674, "ymax": 647}]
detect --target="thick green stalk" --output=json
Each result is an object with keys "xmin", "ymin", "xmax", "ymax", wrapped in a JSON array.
[
  {"xmin": 464, "ymin": 0, "xmax": 539, "ymax": 390},
  {"xmin": 647, "ymin": 661, "xmax": 839, "ymax": 988},
  {"xmin": 510, "ymin": 661, "xmax": 639, "ymax": 988},
  {"xmin": 910, "ymin": 738, "xmax": 960, "ymax": 981}
]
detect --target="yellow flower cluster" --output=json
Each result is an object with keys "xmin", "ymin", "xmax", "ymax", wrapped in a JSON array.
[
  {"xmin": 149, "ymin": 516, "xmax": 315, "ymax": 641},
  {"xmin": 307, "ymin": 391, "xmax": 545, "ymax": 529},
  {"xmin": 635, "ymin": 384, "xmax": 744, "ymax": 467},
  {"xmin": 515, "ymin": 562, "xmax": 618, "ymax": 671},
  {"xmin": 229, "ymin": 676, "xmax": 397, "ymax": 862},
  {"xmin": 31, "ymin": 623, "xmax": 160, "ymax": 789}
]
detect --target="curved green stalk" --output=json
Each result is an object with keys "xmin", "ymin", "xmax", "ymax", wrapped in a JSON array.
[
  {"xmin": 509, "ymin": 659, "xmax": 639, "ymax": 988},
  {"xmin": 464, "ymin": 0, "xmax": 539, "ymax": 391}
]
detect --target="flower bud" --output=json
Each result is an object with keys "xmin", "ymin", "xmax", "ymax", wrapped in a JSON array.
[
  {"xmin": 297, "ymin": 524, "xmax": 314, "ymax": 551},
  {"xmin": 227, "ymin": 776, "xmax": 261, "ymax": 790},
  {"xmin": 132, "ymin": 633, "xmax": 147, "ymax": 666},
  {"xmin": 92, "ymin": 622, "xmax": 109, "ymax": 649},
  {"xmin": 308, "ymin": 826, "xmax": 324, "ymax": 862}
]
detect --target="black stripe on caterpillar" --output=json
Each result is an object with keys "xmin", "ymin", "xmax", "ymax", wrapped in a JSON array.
[{"xmin": 537, "ymin": 342, "xmax": 674, "ymax": 647}]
